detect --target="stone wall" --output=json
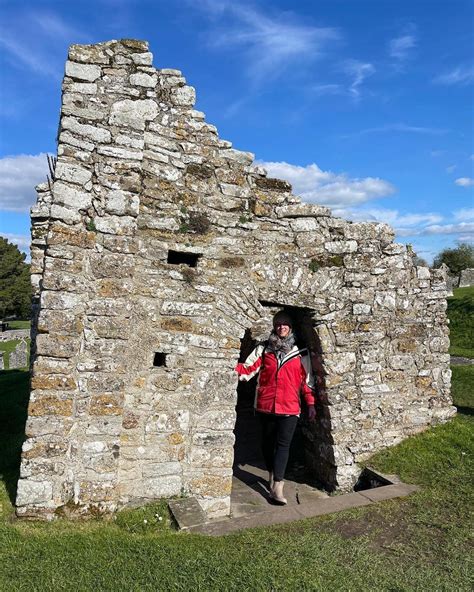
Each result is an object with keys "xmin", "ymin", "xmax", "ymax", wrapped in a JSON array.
[
  {"xmin": 17, "ymin": 40, "xmax": 456, "ymax": 519},
  {"xmin": 459, "ymin": 268, "xmax": 474, "ymax": 288}
]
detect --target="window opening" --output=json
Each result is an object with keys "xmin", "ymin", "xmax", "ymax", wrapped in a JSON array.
[
  {"xmin": 153, "ymin": 352, "xmax": 167, "ymax": 367},
  {"xmin": 167, "ymin": 250, "xmax": 201, "ymax": 267}
]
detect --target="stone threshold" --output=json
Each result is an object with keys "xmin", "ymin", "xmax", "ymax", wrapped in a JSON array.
[{"xmin": 169, "ymin": 471, "xmax": 419, "ymax": 537}]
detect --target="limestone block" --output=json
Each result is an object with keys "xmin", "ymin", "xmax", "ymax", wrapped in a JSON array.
[
  {"xmin": 324, "ymin": 352, "xmax": 357, "ymax": 375},
  {"xmin": 130, "ymin": 72, "xmax": 157, "ymax": 87},
  {"xmin": 59, "ymin": 132, "xmax": 95, "ymax": 152},
  {"xmin": 220, "ymin": 148, "xmax": 254, "ymax": 165},
  {"xmin": 416, "ymin": 266, "xmax": 431, "ymax": 280},
  {"xmin": 325, "ymin": 240, "xmax": 358, "ymax": 254},
  {"xmin": 54, "ymin": 181, "xmax": 92, "ymax": 210},
  {"xmin": 143, "ymin": 476, "xmax": 182, "ymax": 497},
  {"xmin": 36, "ymin": 334, "xmax": 80, "ymax": 359},
  {"xmin": 63, "ymin": 83, "xmax": 99, "ymax": 98},
  {"xmin": 131, "ymin": 52, "xmax": 153, "ymax": 65},
  {"xmin": 16, "ymin": 479, "xmax": 53, "ymax": 506},
  {"xmin": 65, "ymin": 61, "xmax": 102, "ymax": 82},
  {"xmin": 109, "ymin": 99, "xmax": 159, "ymax": 130},
  {"xmin": 49, "ymin": 204, "xmax": 82, "ymax": 225},
  {"xmin": 97, "ymin": 145, "xmax": 143, "ymax": 161},
  {"xmin": 353, "ymin": 303, "xmax": 372, "ymax": 315},
  {"xmin": 276, "ymin": 204, "xmax": 331, "ymax": 218},
  {"xmin": 62, "ymin": 116, "xmax": 112, "ymax": 143},
  {"xmin": 170, "ymin": 86, "xmax": 196, "ymax": 107},
  {"xmin": 69, "ymin": 44, "xmax": 110, "ymax": 65},
  {"xmin": 40, "ymin": 290, "xmax": 85, "ymax": 311},
  {"xmin": 104, "ymin": 190, "xmax": 139, "ymax": 216},
  {"xmin": 94, "ymin": 215, "xmax": 137, "ymax": 235},
  {"xmin": 289, "ymin": 218, "xmax": 320, "ymax": 232}
]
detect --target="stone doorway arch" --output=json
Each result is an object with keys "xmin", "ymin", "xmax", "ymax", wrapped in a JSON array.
[{"xmin": 232, "ymin": 302, "xmax": 337, "ymax": 498}]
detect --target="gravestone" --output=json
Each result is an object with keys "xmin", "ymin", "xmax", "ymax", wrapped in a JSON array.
[{"xmin": 10, "ymin": 340, "xmax": 28, "ymax": 369}]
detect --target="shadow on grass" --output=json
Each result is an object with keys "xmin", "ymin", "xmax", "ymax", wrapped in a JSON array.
[
  {"xmin": 455, "ymin": 405, "xmax": 474, "ymax": 416},
  {"xmin": 0, "ymin": 369, "xmax": 30, "ymax": 505}
]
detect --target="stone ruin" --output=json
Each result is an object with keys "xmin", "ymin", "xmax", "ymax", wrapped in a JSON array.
[{"xmin": 16, "ymin": 40, "xmax": 456, "ymax": 520}]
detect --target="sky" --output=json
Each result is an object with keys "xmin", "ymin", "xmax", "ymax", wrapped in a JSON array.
[{"xmin": 0, "ymin": 0, "xmax": 473, "ymax": 263}]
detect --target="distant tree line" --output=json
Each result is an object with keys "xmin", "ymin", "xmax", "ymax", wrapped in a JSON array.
[
  {"xmin": 432, "ymin": 243, "xmax": 474, "ymax": 275},
  {"xmin": 0, "ymin": 237, "xmax": 31, "ymax": 320}
]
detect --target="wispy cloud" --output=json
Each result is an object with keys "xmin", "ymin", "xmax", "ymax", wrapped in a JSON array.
[
  {"xmin": 342, "ymin": 60, "xmax": 375, "ymax": 98},
  {"xmin": 433, "ymin": 65, "xmax": 474, "ymax": 85},
  {"xmin": 388, "ymin": 24, "xmax": 417, "ymax": 63},
  {"xmin": 258, "ymin": 161, "xmax": 395, "ymax": 208},
  {"xmin": 0, "ymin": 10, "xmax": 86, "ymax": 77},
  {"xmin": 344, "ymin": 123, "xmax": 447, "ymax": 138},
  {"xmin": 0, "ymin": 154, "xmax": 49, "ymax": 212},
  {"xmin": 193, "ymin": 1, "xmax": 340, "ymax": 83},
  {"xmin": 419, "ymin": 222, "xmax": 474, "ymax": 237},
  {"xmin": 453, "ymin": 208, "xmax": 474, "ymax": 221},
  {"xmin": 446, "ymin": 165, "xmax": 457, "ymax": 173},
  {"xmin": 455, "ymin": 177, "xmax": 474, "ymax": 187},
  {"xmin": 332, "ymin": 206, "xmax": 442, "ymax": 232}
]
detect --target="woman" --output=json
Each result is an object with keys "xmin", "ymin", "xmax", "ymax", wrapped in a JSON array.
[{"xmin": 235, "ymin": 311, "xmax": 316, "ymax": 505}]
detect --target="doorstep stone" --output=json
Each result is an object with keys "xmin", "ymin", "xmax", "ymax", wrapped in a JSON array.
[{"xmin": 168, "ymin": 497, "xmax": 207, "ymax": 530}]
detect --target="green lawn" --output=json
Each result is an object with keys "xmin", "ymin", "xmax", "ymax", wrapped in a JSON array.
[
  {"xmin": 0, "ymin": 290, "xmax": 472, "ymax": 591},
  {"xmin": 7, "ymin": 320, "xmax": 31, "ymax": 330},
  {"xmin": 448, "ymin": 286, "xmax": 474, "ymax": 358}
]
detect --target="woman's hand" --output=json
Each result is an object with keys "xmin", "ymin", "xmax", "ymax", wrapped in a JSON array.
[{"xmin": 307, "ymin": 405, "xmax": 316, "ymax": 422}]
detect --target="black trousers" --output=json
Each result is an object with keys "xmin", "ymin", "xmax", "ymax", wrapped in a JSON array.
[{"xmin": 258, "ymin": 413, "xmax": 298, "ymax": 482}]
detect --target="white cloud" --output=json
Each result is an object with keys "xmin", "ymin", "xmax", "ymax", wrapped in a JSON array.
[
  {"xmin": 331, "ymin": 206, "xmax": 442, "ymax": 232},
  {"xmin": 455, "ymin": 177, "xmax": 474, "ymax": 187},
  {"xmin": 196, "ymin": 1, "xmax": 340, "ymax": 83},
  {"xmin": 345, "ymin": 124, "xmax": 447, "ymax": 138},
  {"xmin": 0, "ymin": 10, "xmax": 86, "ymax": 77},
  {"xmin": 0, "ymin": 153, "xmax": 49, "ymax": 212},
  {"xmin": 446, "ymin": 165, "xmax": 457, "ymax": 173},
  {"xmin": 421, "ymin": 223, "xmax": 474, "ymax": 237},
  {"xmin": 433, "ymin": 66, "xmax": 474, "ymax": 85},
  {"xmin": 388, "ymin": 25, "xmax": 416, "ymax": 62},
  {"xmin": 453, "ymin": 208, "xmax": 474, "ymax": 221},
  {"xmin": 1, "ymin": 233, "xmax": 30, "ymax": 254},
  {"xmin": 259, "ymin": 161, "xmax": 395, "ymax": 208},
  {"xmin": 342, "ymin": 60, "xmax": 375, "ymax": 98}
]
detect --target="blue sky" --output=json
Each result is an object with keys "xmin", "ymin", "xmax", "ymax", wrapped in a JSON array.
[{"xmin": 0, "ymin": 0, "xmax": 472, "ymax": 263}]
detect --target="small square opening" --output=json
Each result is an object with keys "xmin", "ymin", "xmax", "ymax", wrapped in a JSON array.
[
  {"xmin": 153, "ymin": 352, "xmax": 167, "ymax": 367},
  {"xmin": 167, "ymin": 250, "xmax": 201, "ymax": 267}
]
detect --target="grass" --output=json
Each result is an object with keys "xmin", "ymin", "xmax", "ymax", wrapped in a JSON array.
[
  {"xmin": 0, "ymin": 291, "xmax": 472, "ymax": 590},
  {"xmin": 7, "ymin": 320, "xmax": 31, "ymax": 330},
  {"xmin": 448, "ymin": 286, "xmax": 474, "ymax": 358}
]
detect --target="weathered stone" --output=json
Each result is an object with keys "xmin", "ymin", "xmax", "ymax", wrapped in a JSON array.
[
  {"xmin": 65, "ymin": 61, "xmax": 102, "ymax": 82},
  {"xmin": 20, "ymin": 38, "xmax": 454, "ymax": 523},
  {"xmin": 109, "ymin": 99, "xmax": 159, "ymax": 130}
]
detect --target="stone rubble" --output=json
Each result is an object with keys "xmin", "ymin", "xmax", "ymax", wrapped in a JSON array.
[{"xmin": 17, "ymin": 39, "xmax": 456, "ymax": 520}]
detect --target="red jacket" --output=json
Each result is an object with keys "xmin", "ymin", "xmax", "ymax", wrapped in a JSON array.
[{"xmin": 235, "ymin": 343, "xmax": 316, "ymax": 415}]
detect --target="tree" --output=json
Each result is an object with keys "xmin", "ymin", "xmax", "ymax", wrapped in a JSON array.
[
  {"xmin": 0, "ymin": 237, "xmax": 31, "ymax": 320},
  {"xmin": 433, "ymin": 243, "xmax": 474, "ymax": 275}
]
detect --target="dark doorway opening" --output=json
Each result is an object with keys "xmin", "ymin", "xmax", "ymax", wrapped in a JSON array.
[{"xmin": 233, "ymin": 303, "xmax": 336, "ymax": 499}]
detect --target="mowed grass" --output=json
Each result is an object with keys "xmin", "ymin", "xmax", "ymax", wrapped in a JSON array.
[
  {"xmin": 0, "ymin": 294, "xmax": 472, "ymax": 591},
  {"xmin": 7, "ymin": 320, "xmax": 31, "ymax": 330},
  {"xmin": 448, "ymin": 286, "xmax": 474, "ymax": 358}
]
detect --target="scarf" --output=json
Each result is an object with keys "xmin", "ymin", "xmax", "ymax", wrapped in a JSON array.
[{"xmin": 267, "ymin": 331, "xmax": 296, "ymax": 362}]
